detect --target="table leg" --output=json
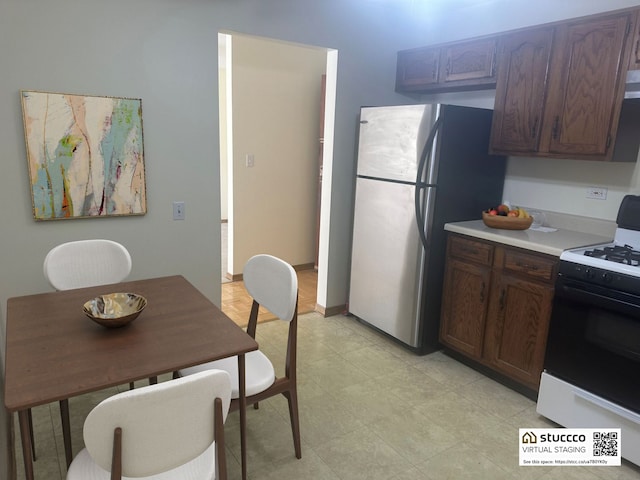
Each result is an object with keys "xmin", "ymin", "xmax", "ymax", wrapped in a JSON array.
[
  {"xmin": 18, "ymin": 410, "xmax": 35, "ymax": 480},
  {"xmin": 59, "ymin": 399, "xmax": 73, "ymax": 467},
  {"xmin": 238, "ymin": 354, "xmax": 247, "ymax": 480}
]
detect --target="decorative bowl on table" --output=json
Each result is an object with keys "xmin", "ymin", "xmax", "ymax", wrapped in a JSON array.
[
  {"xmin": 83, "ymin": 293, "xmax": 147, "ymax": 328},
  {"xmin": 482, "ymin": 211, "xmax": 533, "ymax": 230}
]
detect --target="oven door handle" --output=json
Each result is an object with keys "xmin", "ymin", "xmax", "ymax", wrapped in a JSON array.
[
  {"xmin": 574, "ymin": 389, "xmax": 640, "ymax": 425},
  {"xmin": 558, "ymin": 282, "xmax": 640, "ymax": 317}
]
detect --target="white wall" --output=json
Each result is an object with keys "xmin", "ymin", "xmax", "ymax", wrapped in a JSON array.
[
  {"xmin": 409, "ymin": 0, "xmax": 640, "ymax": 45},
  {"xmin": 228, "ymin": 35, "xmax": 326, "ymax": 275}
]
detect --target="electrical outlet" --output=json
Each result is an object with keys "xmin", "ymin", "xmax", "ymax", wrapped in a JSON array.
[
  {"xmin": 173, "ymin": 201, "xmax": 185, "ymax": 220},
  {"xmin": 245, "ymin": 154, "xmax": 255, "ymax": 168},
  {"xmin": 586, "ymin": 186, "xmax": 607, "ymax": 200}
]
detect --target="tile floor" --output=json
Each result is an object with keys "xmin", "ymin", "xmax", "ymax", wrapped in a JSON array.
[{"xmin": 12, "ymin": 312, "xmax": 640, "ymax": 480}]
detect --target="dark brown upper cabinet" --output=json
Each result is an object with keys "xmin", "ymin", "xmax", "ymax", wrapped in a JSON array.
[
  {"xmin": 396, "ymin": 37, "xmax": 498, "ymax": 93},
  {"xmin": 490, "ymin": 28, "xmax": 555, "ymax": 154},
  {"xmin": 491, "ymin": 12, "xmax": 635, "ymax": 160},
  {"xmin": 396, "ymin": 46, "xmax": 441, "ymax": 91},
  {"xmin": 439, "ymin": 38, "xmax": 498, "ymax": 84}
]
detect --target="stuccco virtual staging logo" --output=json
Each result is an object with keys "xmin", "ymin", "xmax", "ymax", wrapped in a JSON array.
[{"xmin": 519, "ymin": 428, "xmax": 621, "ymax": 466}]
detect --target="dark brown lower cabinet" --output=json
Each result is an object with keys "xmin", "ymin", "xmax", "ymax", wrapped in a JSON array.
[{"xmin": 440, "ymin": 233, "xmax": 558, "ymax": 391}]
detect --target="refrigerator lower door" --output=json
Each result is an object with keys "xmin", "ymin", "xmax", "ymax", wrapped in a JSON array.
[{"xmin": 349, "ymin": 177, "xmax": 424, "ymax": 347}]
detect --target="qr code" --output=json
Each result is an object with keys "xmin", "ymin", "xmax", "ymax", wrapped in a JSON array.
[{"xmin": 593, "ymin": 431, "xmax": 618, "ymax": 456}]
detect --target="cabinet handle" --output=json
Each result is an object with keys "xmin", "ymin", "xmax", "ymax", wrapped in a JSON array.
[
  {"xmin": 499, "ymin": 288, "xmax": 506, "ymax": 310},
  {"xmin": 446, "ymin": 58, "xmax": 451, "ymax": 76},
  {"xmin": 516, "ymin": 261, "xmax": 539, "ymax": 271},
  {"xmin": 530, "ymin": 117, "xmax": 539, "ymax": 139},
  {"xmin": 480, "ymin": 281, "xmax": 485, "ymax": 303},
  {"xmin": 552, "ymin": 116, "xmax": 560, "ymax": 140},
  {"xmin": 491, "ymin": 50, "xmax": 497, "ymax": 76}
]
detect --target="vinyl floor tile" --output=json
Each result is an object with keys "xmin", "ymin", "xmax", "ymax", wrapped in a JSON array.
[{"xmin": 313, "ymin": 425, "xmax": 409, "ymax": 480}]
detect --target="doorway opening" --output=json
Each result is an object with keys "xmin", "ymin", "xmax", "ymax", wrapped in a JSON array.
[{"xmin": 218, "ymin": 32, "xmax": 337, "ymax": 323}]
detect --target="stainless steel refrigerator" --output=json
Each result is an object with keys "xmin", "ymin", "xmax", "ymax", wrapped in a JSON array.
[{"xmin": 348, "ymin": 104, "xmax": 506, "ymax": 353}]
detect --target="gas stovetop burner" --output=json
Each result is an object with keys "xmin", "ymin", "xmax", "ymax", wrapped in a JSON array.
[
  {"xmin": 559, "ymin": 195, "xmax": 640, "ymax": 278},
  {"xmin": 584, "ymin": 245, "xmax": 640, "ymax": 266}
]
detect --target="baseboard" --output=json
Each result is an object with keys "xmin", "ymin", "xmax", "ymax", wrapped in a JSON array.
[
  {"xmin": 227, "ymin": 272, "xmax": 242, "ymax": 282},
  {"xmin": 293, "ymin": 263, "xmax": 315, "ymax": 272},
  {"xmin": 315, "ymin": 304, "xmax": 346, "ymax": 317}
]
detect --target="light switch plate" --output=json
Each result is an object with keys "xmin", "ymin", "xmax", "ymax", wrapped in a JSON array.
[{"xmin": 173, "ymin": 201, "xmax": 185, "ymax": 220}]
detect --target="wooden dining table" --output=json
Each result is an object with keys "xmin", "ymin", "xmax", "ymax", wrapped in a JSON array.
[{"xmin": 4, "ymin": 275, "xmax": 257, "ymax": 480}]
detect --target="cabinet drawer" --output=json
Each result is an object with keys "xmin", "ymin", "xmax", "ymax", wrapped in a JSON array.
[
  {"xmin": 501, "ymin": 249, "xmax": 556, "ymax": 282},
  {"xmin": 449, "ymin": 235, "xmax": 493, "ymax": 265}
]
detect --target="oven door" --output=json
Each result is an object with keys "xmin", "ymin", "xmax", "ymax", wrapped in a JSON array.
[{"xmin": 545, "ymin": 274, "xmax": 640, "ymax": 414}]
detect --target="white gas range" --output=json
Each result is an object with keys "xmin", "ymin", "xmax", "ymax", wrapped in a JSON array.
[
  {"xmin": 560, "ymin": 226, "xmax": 640, "ymax": 279},
  {"xmin": 537, "ymin": 195, "xmax": 640, "ymax": 467}
]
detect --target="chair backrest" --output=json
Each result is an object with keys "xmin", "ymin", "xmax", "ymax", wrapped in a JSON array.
[
  {"xmin": 243, "ymin": 254, "xmax": 298, "ymax": 322},
  {"xmin": 43, "ymin": 239, "xmax": 132, "ymax": 290},
  {"xmin": 83, "ymin": 370, "xmax": 232, "ymax": 477}
]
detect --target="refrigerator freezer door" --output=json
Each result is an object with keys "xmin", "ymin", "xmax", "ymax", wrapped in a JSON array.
[
  {"xmin": 357, "ymin": 105, "xmax": 437, "ymax": 183},
  {"xmin": 349, "ymin": 177, "xmax": 424, "ymax": 347}
]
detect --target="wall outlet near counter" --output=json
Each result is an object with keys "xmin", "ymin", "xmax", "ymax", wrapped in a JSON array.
[{"xmin": 586, "ymin": 186, "xmax": 607, "ymax": 200}]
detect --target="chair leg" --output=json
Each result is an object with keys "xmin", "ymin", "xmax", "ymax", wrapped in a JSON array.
[
  {"xmin": 214, "ymin": 398, "xmax": 227, "ymax": 480},
  {"xmin": 283, "ymin": 389, "xmax": 302, "ymax": 459},
  {"xmin": 27, "ymin": 408, "xmax": 36, "ymax": 461},
  {"xmin": 129, "ymin": 382, "xmax": 135, "ymax": 390},
  {"xmin": 149, "ymin": 376, "xmax": 158, "ymax": 385},
  {"xmin": 111, "ymin": 427, "xmax": 123, "ymax": 480}
]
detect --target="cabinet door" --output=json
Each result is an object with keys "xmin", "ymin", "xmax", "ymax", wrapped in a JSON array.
[
  {"xmin": 541, "ymin": 13, "xmax": 632, "ymax": 158},
  {"xmin": 490, "ymin": 28, "xmax": 554, "ymax": 153},
  {"xmin": 440, "ymin": 257, "xmax": 491, "ymax": 359},
  {"xmin": 484, "ymin": 273, "xmax": 554, "ymax": 389},
  {"xmin": 439, "ymin": 38, "xmax": 497, "ymax": 84},
  {"xmin": 396, "ymin": 47, "xmax": 440, "ymax": 91},
  {"xmin": 628, "ymin": 10, "xmax": 640, "ymax": 69}
]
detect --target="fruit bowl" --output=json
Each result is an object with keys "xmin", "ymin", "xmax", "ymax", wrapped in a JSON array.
[
  {"xmin": 482, "ymin": 211, "xmax": 533, "ymax": 230},
  {"xmin": 83, "ymin": 293, "xmax": 147, "ymax": 328}
]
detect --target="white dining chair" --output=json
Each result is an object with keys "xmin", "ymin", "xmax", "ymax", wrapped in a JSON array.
[
  {"xmin": 40, "ymin": 239, "xmax": 134, "ymax": 465},
  {"xmin": 179, "ymin": 254, "xmax": 302, "ymax": 459},
  {"xmin": 43, "ymin": 239, "xmax": 132, "ymax": 290},
  {"xmin": 66, "ymin": 370, "xmax": 232, "ymax": 480}
]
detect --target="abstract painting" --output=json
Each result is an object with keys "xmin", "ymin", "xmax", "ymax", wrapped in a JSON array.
[{"xmin": 21, "ymin": 90, "xmax": 146, "ymax": 220}]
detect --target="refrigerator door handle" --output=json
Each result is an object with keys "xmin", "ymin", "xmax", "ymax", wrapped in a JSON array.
[{"xmin": 414, "ymin": 116, "xmax": 442, "ymax": 250}]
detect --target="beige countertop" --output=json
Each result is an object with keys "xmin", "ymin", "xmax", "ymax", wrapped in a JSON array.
[{"xmin": 444, "ymin": 219, "xmax": 613, "ymax": 257}]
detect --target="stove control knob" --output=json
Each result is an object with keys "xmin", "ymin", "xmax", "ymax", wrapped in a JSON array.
[
  {"xmin": 601, "ymin": 272, "xmax": 613, "ymax": 283},
  {"xmin": 585, "ymin": 269, "xmax": 595, "ymax": 280}
]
